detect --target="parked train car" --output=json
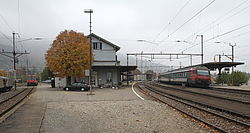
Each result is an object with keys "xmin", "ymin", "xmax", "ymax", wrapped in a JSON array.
[
  {"xmin": 0, "ymin": 76, "xmax": 13, "ymax": 92},
  {"xmin": 27, "ymin": 75, "xmax": 38, "ymax": 86},
  {"xmin": 159, "ymin": 66, "xmax": 211, "ymax": 87}
]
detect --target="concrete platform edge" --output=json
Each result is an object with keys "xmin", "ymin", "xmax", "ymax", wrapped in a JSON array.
[{"xmin": 0, "ymin": 90, "xmax": 34, "ymax": 123}]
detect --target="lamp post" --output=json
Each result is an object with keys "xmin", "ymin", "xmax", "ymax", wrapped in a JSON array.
[
  {"xmin": 84, "ymin": 9, "xmax": 94, "ymax": 95},
  {"xmin": 17, "ymin": 38, "xmax": 42, "ymax": 43},
  {"xmin": 137, "ymin": 40, "xmax": 159, "ymax": 45},
  {"xmin": 176, "ymin": 35, "xmax": 204, "ymax": 65},
  {"xmin": 196, "ymin": 35, "xmax": 204, "ymax": 64},
  {"xmin": 215, "ymin": 41, "xmax": 236, "ymax": 72},
  {"xmin": 137, "ymin": 40, "xmax": 157, "ymax": 77},
  {"xmin": 0, "ymin": 33, "xmax": 42, "ymax": 90},
  {"xmin": 229, "ymin": 43, "xmax": 236, "ymax": 72},
  {"xmin": 17, "ymin": 37, "xmax": 43, "ymax": 80}
]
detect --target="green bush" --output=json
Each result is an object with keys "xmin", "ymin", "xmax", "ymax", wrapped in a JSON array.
[
  {"xmin": 216, "ymin": 71, "xmax": 248, "ymax": 86},
  {"xmin": 215, "ymin": 72, "xmax": 230, "ymax": 85},
  {"xmin": 230, "ymin": 71, "xmax": 248, "ymax": 86},
  {"xmin": 40, "ymin": 67, "xmax": 53, "ymax": 81}
]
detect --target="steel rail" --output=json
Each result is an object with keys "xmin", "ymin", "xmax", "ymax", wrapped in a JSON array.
[
  {"xmin": 144, "ymin": 84, "xmax": 250, "ymax": 127},
  {"xmin": 0, "ymin": 87, "xmax": 34, "ymax": 117},
  {"xmin": 153, "ymin": 83, "xmax": 250, "ymax": 105},
  {"xmin": 0, "ymin": 88, "xmax": 27, "ymax": 105},
  {"xmin": 149, "ymin": 83, "xmax": 250, "ymax": 119},
  {"xmin": 137, "ymin": 83, "xmax": 250, "ymax": 132},
  {"xmin": 136, "ymin": 84, "xmax": 228, "ymax": 133},
  {"xmin": 209, "ymin": 86, "xmax": 250, "ymax": 95}
]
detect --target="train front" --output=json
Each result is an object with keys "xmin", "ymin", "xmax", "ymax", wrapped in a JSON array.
[
  {"xmin": 27, "ymin": 75, "xmax": 38, "ymax": 86},
  {"xmin": 193, "ymin": 69, "xmax": 211, "ymax": 87}
]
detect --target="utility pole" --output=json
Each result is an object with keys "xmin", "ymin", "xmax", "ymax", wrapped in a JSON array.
[
  {"xmin": 13, "ymin": 33, "xmax": 17, "ymax": 90},
  {"xmin": 229, "ymin": 43, "xmax": 236, "ymax": 72},
  {"xmin": 190, "ymin": 55, "xmax": 192, "ymax": 66},
  {"xmin": 127, "ymin": 54, "xmax": 129, "ymax": 86},
  {"xmin": 201, "ymin": 35, "xmax": 204, "ymax": 64},
  {"xmin": 135, "ymin": 55, "xmax": 137, "ymax": 81},
  {"xmin": 141, "ymin": 51, "xmax": 143, "ymax": 79},
  {"xmin": 26, "ymin": 53, "xmax": 29, "ymax": 75},
  {"xmin": 0, "ymin": 32, "xmax": 30, "ymax": 90},
  {"xmin": 197, "ymin": 35, "xmax": 204, "ymax": 64},
  {"xmin": 85, "ymin": 9, "xmax": 94, "ymax": 95}
]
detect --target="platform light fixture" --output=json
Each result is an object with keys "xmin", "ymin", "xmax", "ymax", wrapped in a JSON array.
[{"xmin": 84, "ymin": 9, "xmax": 94, "ymax": 95}]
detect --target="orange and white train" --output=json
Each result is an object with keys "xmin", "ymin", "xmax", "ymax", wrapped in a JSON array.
[
  {"xmin": 159, "ymin": 66, "xmax": 211, "ymax": 87},
  {"xmin": 27, "ymin": 75, "xmax": 38, "ymax": 86}
]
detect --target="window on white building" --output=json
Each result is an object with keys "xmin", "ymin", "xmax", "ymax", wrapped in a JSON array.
[{"xmin": 93, "ymin": 42, "xmax": 102, "ymax": 50}]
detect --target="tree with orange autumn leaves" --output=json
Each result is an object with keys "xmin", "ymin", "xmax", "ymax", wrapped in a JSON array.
[
  {"xmin": 46, "ymin": 30, "xmax": 92, "ymax": 77},
  {"xmin": 0, "ymin": 69, "xmax": 7, "ymax": 77}
]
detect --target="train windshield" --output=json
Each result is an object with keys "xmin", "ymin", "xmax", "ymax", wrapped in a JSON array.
[
  {"xmin": 27, "ymin": 77, "xmax": 35, "ymax": 80},
  {"xmin": 27, "ymin": 76, "xmax": 36, "ymax": 80},
  {"xmin": 197, "ymin": 70, "xmax": 209, "ymax": 76}
]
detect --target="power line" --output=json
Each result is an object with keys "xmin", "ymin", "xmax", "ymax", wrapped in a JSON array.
[
  {"xmin": 218, "ymin": 4, "xmax": 250, "ymax": 25},
  {"xmin": 161, "ymin": 0, "xmax": 216, "ymax": 42},
  {"xmin": 18, "ymin": 0, "xmax": 21, "ymax": 33},
  {"xmin": 204, "ymin": 23, "xmax": 250, "ymax": 42},
  {"xmin": 221, "ymin": 30, "xmax": 250, "ymax": 42},
  {"xmin": 152, "ymin": 0, "xmax": 192, "ymax": 42},
  {"xmin": 183, "ymin": 0, "xmax": 250, "ymax": 41},
  {"xmin": 236, "ymin": 44, "xmax": 250, "ymax": 49},
  {"xmin": 0, "ymin": 13, "xmax": 14, "ymax": 32},
  {"xmin": 0, "ymin": 30, "xmax": 12, "ymax": 43},
  {"xmin": 180, "ymin": 23, "xmax": 250, "ymax": 53}
]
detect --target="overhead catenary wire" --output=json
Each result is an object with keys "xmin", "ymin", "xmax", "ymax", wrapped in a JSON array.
[
  {"xmin": 0, "ymin": 30, "xmax": 12, "ymax": 43},
  {"xmin": 182, "ymin": 0, "xmax": 250, "ymax": 41},
  {"xmin": 18, "ymin": 0, "xmax": 21, "ymax": 33},
  {"xmin": 236, "ymin": 44, "xmax": 250, "ymax": 49},
  {"xmin": 180, "ymin": 23, "xmax": 250, "ymax": 53},
  {"xmin": 152, "ymin": 0, "xmax": 192, "ymax": 42},
  {"xmin": 204, "ymin": 23, "xmax": 250, "ymax": 42},
  {"xmin": 160, "ymin": 0, "xmax": 216, "ymax": 42},
  {"xmin": 0, "ymin": 13, "xmax": 14, "ymax": 32},
  {"xmin": 218, "ymin": 4, "xmax": 250, "ymax": 25},
  {"xmin": 221, "ymin": 30, "xmax": 250, "ymax": 42}
]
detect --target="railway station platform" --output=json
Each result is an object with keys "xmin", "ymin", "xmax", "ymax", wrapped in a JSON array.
[
  {"xmin": 211, "ymin": 81, "xmax": 250, "ymax": 91},
  {"xmin": 0, "ymin": 83, "xmax": 212, "ymax": 133}
]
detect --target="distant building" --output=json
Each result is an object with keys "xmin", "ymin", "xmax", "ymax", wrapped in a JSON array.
[{"xmin": 55, "ymin": 33, "xmax": 136, "ymax": 88}]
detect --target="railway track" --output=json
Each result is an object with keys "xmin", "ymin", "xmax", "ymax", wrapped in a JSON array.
[
  {"xmin": 155, "ymin": 82, "xmax": 250, "ymax": 104},
  {"xmin": 136, "ymin": 82, "xmax": 250, "ymax": 133},
  {"xmin": 153, "ymin": 82, "xmax": 250, "ymax": 106},
  {"xmin": 0, "ymin": 87, "xmax": 34, "ymax": 118},
  {"xmin": 209, "ymin": 86, "xmax": 250, "ymax": 95}
]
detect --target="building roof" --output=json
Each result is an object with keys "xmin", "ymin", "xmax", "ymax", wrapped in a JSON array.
[
  {"xmin": 201, "ymin": 62, "xmax": 244, "ymax": 70},
  {"xmin": 93, "ymin": 65, "xmax": 137, "ymax": 72},
  {"xmin": 89, "ymin": 33, "xmax": 120, "ymax": 51}
]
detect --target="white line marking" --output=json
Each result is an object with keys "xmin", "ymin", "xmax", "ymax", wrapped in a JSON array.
[{"xmin": 132, "ymin": 82, "xmax": 144, "ymax": 100}]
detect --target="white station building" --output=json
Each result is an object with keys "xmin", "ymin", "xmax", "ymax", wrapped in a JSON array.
[{"xmin": 55, "ymin": 33, "xmax": 136, "ymax": 88}]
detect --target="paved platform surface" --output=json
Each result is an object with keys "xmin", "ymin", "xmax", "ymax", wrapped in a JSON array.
[
  {"xmin": 0, "ymin": 83, "xmax": 212, "ymax": 133},
  {"xmin": 0, "ymin": 95, "xmax": 46, "ymax": 133},
  {"xmin": 211, "ymin": 80, "xmax": 250, "ymax": 91}
]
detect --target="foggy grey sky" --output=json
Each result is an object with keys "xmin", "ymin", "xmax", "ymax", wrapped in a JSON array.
[{"xmin": 0, "ymin": 0, "xmax": 250, "ymax": 72}]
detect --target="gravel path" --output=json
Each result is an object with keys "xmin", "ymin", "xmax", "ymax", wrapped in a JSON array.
[
  {"xmin": 0, "ymin": 84, "xmax": 212, "ymax": 133},
  {"xmin": 38, "ymin": 84, "xmax": 211, "ymax": 133},
  {"xmin": 40, "ymin": 100, "xmax": 211, "ymax": 133}
]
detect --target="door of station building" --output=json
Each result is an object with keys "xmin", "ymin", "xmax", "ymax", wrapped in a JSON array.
[{"xmin": 92, "ymin": 71, "xmax": 97, "ymax": 87}]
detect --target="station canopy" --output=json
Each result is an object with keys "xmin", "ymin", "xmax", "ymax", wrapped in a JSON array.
[{"xmin": 200, "ymin": 62, "xmax": 244, "ymax": 71}]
